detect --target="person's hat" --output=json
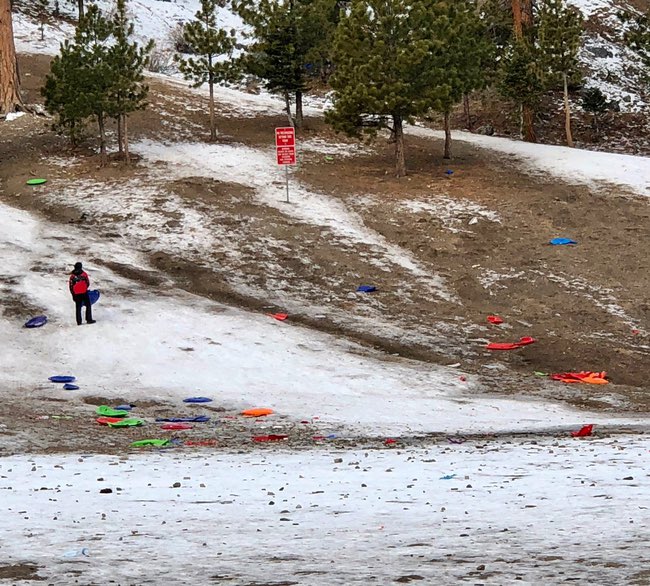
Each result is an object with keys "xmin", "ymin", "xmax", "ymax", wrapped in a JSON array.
[{"xmin": 73, "ymin": 262, "xmax": 83, "ymax": 271}]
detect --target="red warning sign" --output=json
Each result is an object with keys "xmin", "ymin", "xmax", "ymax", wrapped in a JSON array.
[
  {"xmin": 275, "ymin": 127, "xmax": 296, "ymax": 165},
  {"xmin": 276, "ymin": 146, "xmax": 296, "ymax": 165},
  {"xmin": 275, "ymin": 127, "xmax": 295, "ymax": 147}
]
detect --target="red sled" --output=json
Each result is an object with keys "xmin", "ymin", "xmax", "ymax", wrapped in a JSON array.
[
  {"xmin": 486, "ymin": 336, "xmax": 536, "ymax": 350},
  {"xmin": 571, "ymin": 424, "xmax": 594, "ymax": 437}
]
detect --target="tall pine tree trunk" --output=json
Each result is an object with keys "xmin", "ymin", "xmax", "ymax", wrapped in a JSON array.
[
  {"xmin": 522, "ymin": 104, "xmax": 536, "ymax": 142},
  {"xmin": 0, "ymin": 0, "xmax": 23, "ymax": 116},
  {"xmin": 117, "ymin": 115, "xmax": 124, "ymax": 155},
  {"xmin": 512, "ymin": 0, "xmax": 522, "ymax": 37},
  {"xmin": 563, "ymin": 72, "xmax": 574, "ymax": 148},
  {"xmin": 443, "ymin": 110, "xmax": 452, "ymax": 159},
  {"xmin": 208, "ymin": 79, "xmax": 216, "ymax": 141},
  {"xmin": 123, "ymin": 114, "xmax": 130, "ymax": 164},
  {"xmin": 393, "ymin": 114, "xmax": 406, "ymax": 177},
  {"xmin": 77, "ymin": 0, "xmax": 84, "ymax": 20},
  {"xmin": 522, "ymin": 0, "xmax": 536, "ymax": 143},
  {"xmin": 97, "ymin": 113, "xmax": 107, "ymax": 166},
  {"xmin": 512, "ymin": 0, "xmax": 537, "ymax": 143},
  {"xmin": 463, "ymin": 94, "xmax": 471, "ymax": 130},
  {"xmin": 284, "ymin": 92, "xmax": 294, "ymax": 127},
  {"xmin": 295, "ymin": 90, "xmax": 303, "ymax": 130}
]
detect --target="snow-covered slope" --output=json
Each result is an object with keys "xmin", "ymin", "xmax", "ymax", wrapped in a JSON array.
[
  {"xmin": 568, "ymin": 0, "xmax": 649, "ymax": 112},
  {"xmin": 14, "ymin": 0, "xmax": 245, "ymax": 56}
]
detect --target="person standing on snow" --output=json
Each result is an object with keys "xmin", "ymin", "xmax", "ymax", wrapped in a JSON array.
[{"xmin": 69, "ymin": 262, "xmax": 96, "ymax": 326}]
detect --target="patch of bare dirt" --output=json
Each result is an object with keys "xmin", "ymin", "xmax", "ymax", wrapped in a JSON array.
[{"xmin": 0, "ymin": 563, "xmax": 45, "ymax": 581}]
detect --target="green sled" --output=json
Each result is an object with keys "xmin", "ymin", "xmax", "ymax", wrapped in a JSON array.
[
  {"xmin": 96, "ymin": 405, "xmax": 129, "ymax": 418},
  {"xmin": 131, "ymin": 439, "xmax": 170, "ymax": 448}
]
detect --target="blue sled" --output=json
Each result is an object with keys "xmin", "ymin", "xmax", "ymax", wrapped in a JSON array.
[{"xmin": 82, "ymin": 290, "xmax": 101, "ymax": 306}]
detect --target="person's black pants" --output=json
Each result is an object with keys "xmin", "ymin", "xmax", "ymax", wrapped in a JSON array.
[{"xmin": 73, "ymin": 293, "xmax": 93, "ymax": 325}]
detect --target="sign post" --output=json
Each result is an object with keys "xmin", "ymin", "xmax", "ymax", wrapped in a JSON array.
[{"xmin": 275, "ymin": 127, "xmax": 296, "ymax": 203}]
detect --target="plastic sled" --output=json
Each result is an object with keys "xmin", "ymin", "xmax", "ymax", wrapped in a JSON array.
[
  {"xmin": 49, "ymin": 375, "xmax": 76, "ymax": 383},
  {"xmin": 242, "ymin": 408, "xmax": 274, "ymax": 417},
  {"xmin": 96, "ymin": 405, "xmax": 129, "ymax": 418},
  {"xmin": 96, "ymin": 417, "xmax": 125, "ymax": 426},
  {"xmin": 550, "ymin": 238, "xmax": 577, "ymax": 246},
  {"xmin": 269, "ymin": 313, "xmax": 288, "ymax": 321},
  {"xmin": 25, "ymin": 315, "xmax": 48, "ymax": 328},
  {"xmin": 82, "ymin": 290, "xmax": 100, "ymax": 307},
  {"xmin": 131, "ymin": 439, "xmax": 170, "ymax": 448}
]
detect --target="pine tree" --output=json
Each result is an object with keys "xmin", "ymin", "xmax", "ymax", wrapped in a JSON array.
[
  {"xmin": 480, "ymin": 0, "xmax": 542, "ymax": 142},
  {"xmin": 498, "ymin": 38, "xmax": 543, "ymax": 140},
  {"xmin": 478, "ymin": 0, "xmax": 513, "ymax": 52},
  {"xmin": 510, "ymin": 0, "xmax": 537, "ymax": 142},
  {"xmin": 538, "ymin": 0, "xmax": 583, "ymax": 147},
  {"xmin": 235, "ymin": 0, "xmax": 338, "ymax": 128},
  {"xmin": 174, "ymin": 0, "xmax": 238, "ymax": 141},
  {"xmin": 0, "ymin": 0, "xmax": 23, "ymax": 116},
  {"xmin": 436, "ymin": 0, "xmax": 493, "ymax": 158},
  {"xmin": 75, "ymin": 5, "xmax": 113, "ymax": 163},
  {"xmin": 327, "ymin": 0, "xmax": 452, "ymax": 177},
  {"xmin": 581, "ymin": 86, "xmax": 611, "ymax": 138},
  {"xmin": 108, "ymin": 0, "xmax": 153, "ymax": 163},
  {"xmin": 42, "ymin": 4, "xmax": 114, "ymax": 163},
  {"xmin": 36, "ymin": 0, "xmax": 49, "ymax": 41},
  {"xmin": 42, "ymin": 40, "xmax": 90, "ymax": 144}
]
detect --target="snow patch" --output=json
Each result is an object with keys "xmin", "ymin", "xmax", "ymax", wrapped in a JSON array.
[
  {"xmin": 4, "ymin": 111, "xmax": 25, "ymax": 121},
  {"xmin": 401, "ymin": 197, "xmax": 501, "ymax": 234},
  {"xmin": 477, "ymin": 268, "xmax": 526, "ymax": 291},
  {"xmin": 567, "ymin": 0, "xmax": 618, "ymax": 18},
  {"xmin": 301, "ymin": 138, "xmax": 371, "ymax": 158},
  {"xmin": 409, "ymin": 126, "xmax": 650, "ymax": 198}
]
